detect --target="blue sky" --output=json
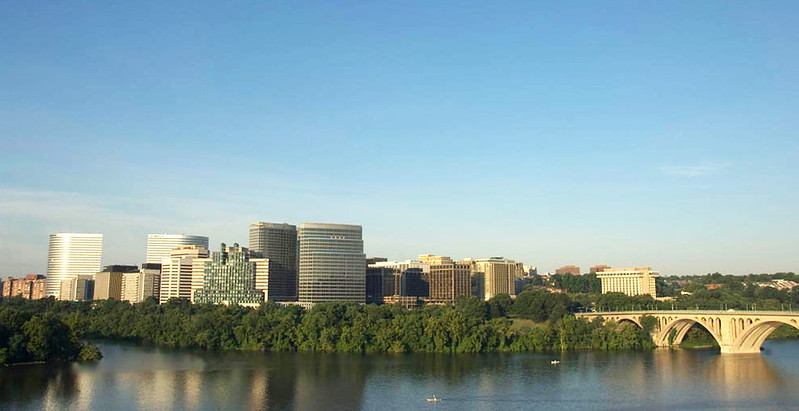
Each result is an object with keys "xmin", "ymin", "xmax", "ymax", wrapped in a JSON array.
[{"xmin": 1, "ymin": 1, "xmax": 797, "ymax": 276}]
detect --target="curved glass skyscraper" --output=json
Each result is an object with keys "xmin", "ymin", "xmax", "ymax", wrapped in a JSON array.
[
  {"xmin": 298, "ymin": 223, "xmax": 365, "ymax": 303},
  {"xmin": 45, "ymin": 233, "xmax": 103, "ymax": 299}
]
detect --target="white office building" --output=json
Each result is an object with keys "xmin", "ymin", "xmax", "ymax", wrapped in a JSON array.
[
  {"xmin": 298, "ymin": 223, "xmax": 365, "ymax": 304},
  {"xmin": 45, "ymin": 233, "xmax": 103, "ymax": 300},
  {"xmin": 159, "ymin": 245, "xmax": 209, "ymax": 304},
  {"xmin": 145, "ymin": 234, "xmax": 209, "ymax": 265}
]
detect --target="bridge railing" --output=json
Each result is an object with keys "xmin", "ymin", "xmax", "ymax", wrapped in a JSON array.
[{"xmin": 575, "ymin": 310, "xmax": 799, "ymax": 316}]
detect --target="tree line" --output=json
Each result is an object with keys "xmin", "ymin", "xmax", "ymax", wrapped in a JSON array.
[{"xmin": 0, "ymin": 290, "xmax": 654, "ymax": 363}]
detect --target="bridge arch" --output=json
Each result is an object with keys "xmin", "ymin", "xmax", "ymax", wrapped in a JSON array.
[
  {"xmin": 656, "ymin": 317, "xmax": 723, "ymax": 348},
  {"xmin": 732, "ymin": 319, "xmax": 799, "ymax": 354},
  {"xmin": 600, "ymin": 315, "xmax": 642, "ymax": 329}
]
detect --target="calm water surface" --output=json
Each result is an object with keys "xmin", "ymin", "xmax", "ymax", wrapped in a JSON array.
[{"xmin": 2, "ymin": 341, "xmax": 799, "ymax": 410}]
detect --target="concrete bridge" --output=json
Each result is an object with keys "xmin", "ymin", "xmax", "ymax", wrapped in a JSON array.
[{"xmin": 574, "ymin": 310, "xmax": 799, "ymax": 354}]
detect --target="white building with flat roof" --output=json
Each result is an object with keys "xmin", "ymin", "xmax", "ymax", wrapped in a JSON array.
[
  {"xmin": 596, "ymin": 267, "xmax": 659, "ymax": 297},
  {"xmin": 146, "ymin": 234, "xmax": 209, "ymax": 265},
  {"xmin": 298, "ymin": 223, "xmax": 365, "ymax": 303}
]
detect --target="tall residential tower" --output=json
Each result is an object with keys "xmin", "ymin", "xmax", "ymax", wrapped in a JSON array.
[
  {"xmin": 45, "ymin": 233, "xmax": 103, "ymax": 300},
  {"xmin": 298, "ymin": 223, "xmax": 365, "ymax": 304}
]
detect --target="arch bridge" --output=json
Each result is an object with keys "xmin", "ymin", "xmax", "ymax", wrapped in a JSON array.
[{"xmin": 574, "ymin": 310, "xmax": 799, "ymax": 354}]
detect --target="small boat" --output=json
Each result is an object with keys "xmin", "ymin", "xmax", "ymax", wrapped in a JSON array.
[
  {"xmin": 550, "ymin": 360, "xmax": 560, "ymax": 365},
  {"xmin": 426, "ymin": 395, "xmax": 441, "ymax": 402}
]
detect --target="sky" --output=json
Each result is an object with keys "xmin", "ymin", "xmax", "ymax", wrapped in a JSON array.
[{"xmin": 1, "ymin": 1, "xmax": 798, "ymax": 277}]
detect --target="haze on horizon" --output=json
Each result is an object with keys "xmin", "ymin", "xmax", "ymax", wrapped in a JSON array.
[{"xmin": 1, "ymin": 2, "xmax": 797, "ymax": 277}]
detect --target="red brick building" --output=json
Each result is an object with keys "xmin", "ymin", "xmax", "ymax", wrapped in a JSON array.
[{"xmin": 2, "ymin": 274, "xmax": 47, "ymax": 299}]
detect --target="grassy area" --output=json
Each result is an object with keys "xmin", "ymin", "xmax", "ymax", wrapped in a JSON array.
[
  {"xmin": 509, "ymin": 318, "xmax": 547, "ymax": 332},
  {"xmin": 680, "ymin": 340, "xmax": 718, "ymax": 349}
]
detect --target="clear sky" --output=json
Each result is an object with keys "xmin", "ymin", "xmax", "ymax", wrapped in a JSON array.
[{"xmin": 1, "ymin": 1, "xmax": 798, "ymax": 276}]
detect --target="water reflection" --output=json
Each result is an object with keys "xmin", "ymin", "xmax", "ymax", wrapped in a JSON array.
[{"xmin": 1, "ymin": 342, "xmax": 799, "ymax": 410}]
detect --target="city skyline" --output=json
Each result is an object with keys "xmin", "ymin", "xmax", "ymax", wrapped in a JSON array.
[{"xmin": 1, "ymin": 2, "xmax": 798, "ymax": 277}]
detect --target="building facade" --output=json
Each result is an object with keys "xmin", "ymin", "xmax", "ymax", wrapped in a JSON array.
[
  {"xmin": 2, "ymin": 275, "xmax": 47, "ymax": 299},
  {"xmin": 596, "ymin": 267, "xmax": 659, "ymax": 297},
  {"xmin": 121, "ymin": 272, "xmax": 140, "ymax": 302},
  {"xmin": 298, "ymin": 223, "xmax": 365, "ymax": 304},
  {"xmin": 248, "ymin": 222, "xmax": 298, "ymax": 301},
  {"xmin": 146, "ymin": 234, "xmax": 209, "ymax": 264},
  {"xmin": 474, "ymin": 257, "xmax": 524, "ymax": 301},
  {"xmin": 419, "ymin": 255, "xmax": 453, "ymax": 265},
  {"xmin": 138, "ymin": 263, "xmax": 161, "ymax": 302},
  {"xmin": 193, "ymin": 243, "xmax": 266, "ymax": 307},
  {"xmin": 46, "ymin": 233, "xmax": 103, "ymax": 299},
  {"xmin": 159, "ymin": 245, "xmax": 209, "ymax": 304},
  {"xmin": 95, "ymin": 265, "xmax": 138, "ymax": 300},
  {"xmin": 556, "ymin": 265, "xmax": 580, "ymax": 276},
  {"xmin": 428, "ymin": 262, "xmax": 471, "ymax": 302}
]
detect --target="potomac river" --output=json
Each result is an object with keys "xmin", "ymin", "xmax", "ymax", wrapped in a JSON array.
[{"xmin": 1, "ymin": 341, "xmax": 799, "ymax": 410}]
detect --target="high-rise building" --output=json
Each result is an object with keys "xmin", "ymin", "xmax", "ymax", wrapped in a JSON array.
[
  {"xmin": 428, "ymin": 262, "xmax": 471, "ymax": 302},
  {"xmin": 596, "ymin": 267, "xmax": 659, "ymax": 297},
  {"xmin": 249, "ymin": 222, "xmax": 298, "ymax": 301},
  {"xmin": 193, "ymin": 243, "xmax": 267, "ymax": 307},
  {"xmin": 121, "ymin": 272, "xmax": 140, "ymax": 302},
  {"xmin": 146, "ymin": 234, "xmax": 209, "ymax": 264},
  {"xmin": 159, "ymin": 245, "xmax": 209, "ymax": 304},
  {"xmin": 2, "ymin": 275, "xmax": 47, "ymax": 299},
  {"xmin": 366, "ymin": 261, "xmax": 430, "ymax": 304},
  {"xmin": 95, "ymin": 265, "xmax": 138, "ymax": 300},
  {"xmin": 139, "ymin": 263, "xmax": 161, "ymax": 302},
  {"xmin": 556, "ymin": 265, "xmax": 580, "ymax": 276},
  {"xmin": 59, "ymin": 275, "xmax": 95, "ymax": 301},
  {"xmin": 473, "ymin": 257, "xmax": 524, "ymax": 301},
  {"xmin": 45, "ymin": 233, "xmax": 103, "ymax": 300},
  {"xmin": 365, "ymin": 266, "xmax": 392, "ymax": 304},
  {"xmin": 298, "ymin": 223, "xmax": 365, "ymax": 304}
]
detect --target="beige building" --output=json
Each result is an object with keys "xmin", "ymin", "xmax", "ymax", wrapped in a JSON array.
[
  {"xmin": 59, "ymin": 275, "xmax": 94, "ymax": 301},
  {"xmin": 94, "ymin": 265, "xmax": 137, "ymax": 300},
  {"xmin": 419, "ymin": 254, "xmax": 453, "ymax": 265},
  {"xmin": 596, "ymin": 267, "xmax": 658, "ymax": 297},
  {"xmin": 159, "ymin": 245, "xmax": 209, "ymax": 304},
  {"xmin": 121, "ymin": 272, "xmax": 140, "ymax": 302},
  {"xmin": 473, "ymin": 258, "xmax": 524, "ymax": 301},
  {"xmin": 428, "ymin": 262, "xmax": 471, "ymax": 302},
  {"xmin": 138, "ymin": 263, "xmax": 161, "ymax": 302}
]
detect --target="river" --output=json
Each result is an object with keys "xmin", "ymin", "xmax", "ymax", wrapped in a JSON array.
[{"xmin": 2, "ymin": 341, "xmax": 799, "ymax": 410}]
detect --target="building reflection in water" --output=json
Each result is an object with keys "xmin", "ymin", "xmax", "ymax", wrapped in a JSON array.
[{"xmin": 3, "ymin": 341, "xmax": 799, "ymax": 410}]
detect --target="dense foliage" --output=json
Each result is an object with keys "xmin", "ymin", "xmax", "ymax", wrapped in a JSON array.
[{"xmin": 0, "ymin": 300, "xmax": 102, "ymax": 365}]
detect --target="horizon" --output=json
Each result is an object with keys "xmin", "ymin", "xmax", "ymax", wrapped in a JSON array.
[{"xmin": 2, "ymin": 2, "xmax": 798, "ymax": 277}]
